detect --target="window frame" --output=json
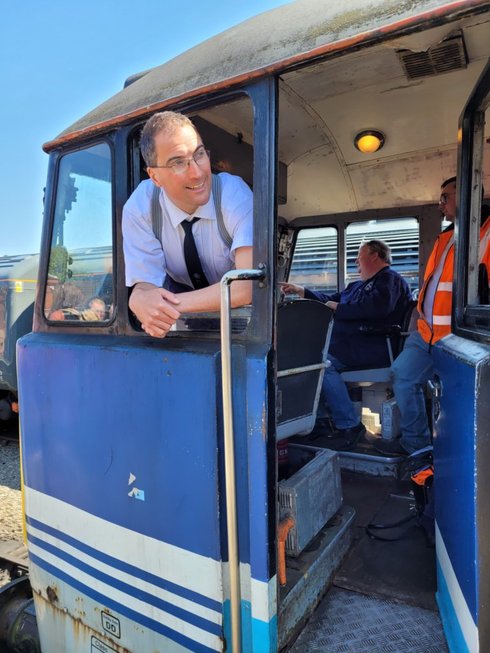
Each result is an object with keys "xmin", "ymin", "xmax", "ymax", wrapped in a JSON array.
[
  {"xmin": 124, "ymin": 81, "xmax": 278, "ymax": 346},
  {"xmin": 453, "ymin": 61, "xmax": 490, "ymax": 343},
  {"xmin": 41, "ymin": 137, "xmax": 116, "ymax": 329}
]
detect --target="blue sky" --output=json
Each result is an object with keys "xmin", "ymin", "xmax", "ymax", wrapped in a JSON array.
[{"xmin": 1, "ymin": 0, "xmax": 289, "ymax": 256}]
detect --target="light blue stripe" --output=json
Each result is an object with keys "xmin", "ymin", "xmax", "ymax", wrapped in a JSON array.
[
  {"xmin": 436, "ymin": 558, "xmax": 472, "ymax": 653},
  {"xmin": 222, "ymin": 599, "xmax": 276, "ymax": 652},
  {"xmin": 251, "ymin": 613, "xmax": 277, "ymax": 653}
]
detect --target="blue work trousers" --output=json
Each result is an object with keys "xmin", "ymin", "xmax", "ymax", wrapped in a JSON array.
[
  {"xmin": 391, "ymin": 330, "xmax": 433, "ymax": 453},
  {"xmin": 318, "ymin": 355, "xmax": 359, "ymax": 430}
]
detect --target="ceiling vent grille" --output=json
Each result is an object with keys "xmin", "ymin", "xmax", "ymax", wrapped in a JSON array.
[{"xmin": 398, "ymin": 32, "xmax": 468, "ymax": 80}]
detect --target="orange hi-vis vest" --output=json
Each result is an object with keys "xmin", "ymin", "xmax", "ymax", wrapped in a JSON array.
[{"xmin": 418, "ymin": 218, "xmax": 490, "ymax": 345}]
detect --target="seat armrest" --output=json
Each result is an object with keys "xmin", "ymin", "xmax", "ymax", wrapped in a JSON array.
[{"xmin": 358, "ymin": 324, "xmax": 401, "ymax": 336}]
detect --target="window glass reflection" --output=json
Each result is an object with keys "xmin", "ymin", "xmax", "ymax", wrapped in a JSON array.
[{"xmin": 45, "ymin": 143, "xmax": 113, "ymax": 322}]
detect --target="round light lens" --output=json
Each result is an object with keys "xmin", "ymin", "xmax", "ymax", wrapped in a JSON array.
[{"xmin": 354, "ymin": 130, "xmax": 385, "ymax": 153}]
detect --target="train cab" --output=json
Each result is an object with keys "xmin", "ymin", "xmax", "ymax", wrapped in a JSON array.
[{"xmin": 5, "ymin": 1, "xmax": 490, "ymax": 652}]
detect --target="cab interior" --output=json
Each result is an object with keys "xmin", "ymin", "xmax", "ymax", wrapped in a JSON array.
[{"xmin": 188, "ymin": 11, "xmax": 490, "ymax": 647}]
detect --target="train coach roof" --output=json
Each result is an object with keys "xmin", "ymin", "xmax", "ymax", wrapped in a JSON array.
[
  {"xmin": 0, "ymin": 254, "xmax": 39, "ymax": 281},
  {"xmin": 45, "ymin": 0, "xmax": 487, "ymax": 152}
]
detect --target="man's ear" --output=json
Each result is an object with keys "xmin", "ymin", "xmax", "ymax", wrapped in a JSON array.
[{"xmin": 147, "ymin": 167, "xmax": 160, "ymax": 186}]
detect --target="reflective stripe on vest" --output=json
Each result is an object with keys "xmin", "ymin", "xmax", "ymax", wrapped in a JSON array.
[
  {"xmin": 437, "ymin": 282, "xmax": 452, "ymax": 291},
  {"xmin": 432, "ymin": 315, "xmax": 452, "ymax": 325},
  {"xmin": 417, "ymin": 229, "xmax": 454, "ymax": 344}
]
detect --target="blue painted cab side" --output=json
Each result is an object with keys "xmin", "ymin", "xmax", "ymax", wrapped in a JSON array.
[
  {"xmin": 432, "ymin": 335, "xmax": 490, "ymax": 653},
  {"xmin": 18, "ymin": 331, "xmax": 276, "ymax": 652}
]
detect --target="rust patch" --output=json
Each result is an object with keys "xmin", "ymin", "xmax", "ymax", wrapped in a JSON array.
[
  {"xmin": 35, "ymin": 595, "xmax": 131, "ymax": 652},
  {"xmin": 46, "ymin": 585, "xmax": 58, "ymax": 603}
]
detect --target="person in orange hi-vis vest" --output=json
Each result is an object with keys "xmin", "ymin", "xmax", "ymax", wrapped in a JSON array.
[{"xmin": 375, "ymin": 177, "xmax": 490, "ymax": 456}]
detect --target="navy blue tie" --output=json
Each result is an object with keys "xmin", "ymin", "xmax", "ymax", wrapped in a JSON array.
[{"xmin": 181, "ymin": 218, "xmax": 209, "ymax": 290}]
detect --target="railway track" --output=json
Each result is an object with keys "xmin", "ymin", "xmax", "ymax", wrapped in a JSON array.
[
  {"xmin": 0, "ymin": 433, "xmax": 25, "ymax": 588},
  {"xmin": 0, "ymin": 420, "xmax": 19, "ymax": 445},
  {"xmin": 0, "ymin": 540, "xmax": 29, "ymax": 583}
]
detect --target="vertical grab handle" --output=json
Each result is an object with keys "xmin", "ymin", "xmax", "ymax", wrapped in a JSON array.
[{"xmin": 220, "ymin": 269, "xmax": 265, "ymax": 653}]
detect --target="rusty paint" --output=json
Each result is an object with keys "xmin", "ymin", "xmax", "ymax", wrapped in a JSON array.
[
  {"xmin": 46, "ymin": 585, "xmax": 58, "ymax": 603},
  {"xmin": 37, "ymin": 594, "xmax": 132, "ymax": 653},
  {"xmin": 42, "ymin": 0, "xmax": 487, "ymax": 153}
]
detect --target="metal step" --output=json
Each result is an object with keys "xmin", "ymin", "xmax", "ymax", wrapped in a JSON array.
[
  {"xmin": 288, "ymin": 586, "xmax": 448, "ymax": 652},
  {"xmin": 279, "ymin": 505, "xmax": 356, "ymax": 650}
]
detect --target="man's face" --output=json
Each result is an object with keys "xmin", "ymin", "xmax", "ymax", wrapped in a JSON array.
[
  {"xmin": 147, "ymin": 125, "xmax": 212, "ymax": 214},
  {"xmin": 89, "ymin": 299, "xmax": 106, "ymax": 320},
  {"xmin": 356, "ymin": 244, "xmax": 377, "ymax": 280},
  {"xmin": 439, "ymin": 180, "xmax": 457, "ymax": 222}
]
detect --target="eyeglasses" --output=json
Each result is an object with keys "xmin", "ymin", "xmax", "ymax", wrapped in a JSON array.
[
  {"xmin": 150, "ymin": 147, "xmax": 210, "ymax": 175},
  {"xmin": 439, "ymin": 192, "xmax": 455, "ymax": 204}
]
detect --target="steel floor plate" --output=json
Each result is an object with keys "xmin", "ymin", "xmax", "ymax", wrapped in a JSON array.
[{"xmin": 288, "ymin": 587, "xmax": 448, "ymax": 652}]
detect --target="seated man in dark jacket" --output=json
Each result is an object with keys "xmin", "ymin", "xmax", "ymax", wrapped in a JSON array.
[{"xmin": 281, "ymin": 239, "xmax": 411, "ymax": 449}]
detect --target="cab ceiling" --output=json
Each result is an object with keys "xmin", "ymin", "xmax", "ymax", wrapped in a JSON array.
[{"xmin": 199, "ymin": 12, "xmax": 490, "ymax": 221}]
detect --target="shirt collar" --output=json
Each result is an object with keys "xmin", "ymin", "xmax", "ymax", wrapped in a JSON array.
[{"xmin": 159, "ymin": 188, "xmax": 216, "ymax": 228}]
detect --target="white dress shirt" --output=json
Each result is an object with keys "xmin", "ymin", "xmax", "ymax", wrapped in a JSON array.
[{"xmin": 122, "ymin": 172, "xmax": 253, "ymax": 288}]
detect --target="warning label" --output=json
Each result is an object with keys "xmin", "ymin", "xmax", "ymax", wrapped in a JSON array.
[{"xmin": 91, "ymin": 636, "xmax": 117, "ymax": 653}]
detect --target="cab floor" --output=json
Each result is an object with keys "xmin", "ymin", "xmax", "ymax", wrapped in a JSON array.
[{"xmin": 287, "ymin": 471, "xmax": 448, "ymax": 652}]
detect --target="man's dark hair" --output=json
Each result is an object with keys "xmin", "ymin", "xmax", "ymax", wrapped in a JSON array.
[
  {"xmin": 441, "ymin": 176, "xmax": 456, "ymax": 189},
  {"xmin": 363, "ymin": 239, "xmax": 392, "ymax": 265},
  {"xmin": 441, "ymin": 177, "xmax": 485, "ymax": 195},
  {"xmin": 140, "ymin": 111, "xmax": 199, "ymax": 167}
]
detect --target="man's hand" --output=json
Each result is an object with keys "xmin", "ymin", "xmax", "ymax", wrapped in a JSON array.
[
  {"xmin": 129, "ymin": 283, "xmax": 181, "ymax": 338},
  {"xmin": 279, "ymin": 282, "xmax": 305, "ymax": 298},
  {"xmin": 326, "ymin": 300, "xmax": 338, "ymax": 311}
]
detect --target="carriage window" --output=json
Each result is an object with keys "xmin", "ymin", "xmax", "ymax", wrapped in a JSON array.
[
  {"xmin": 44, "ymin": 143, "xmax": 113, "ymax": 323},
  {"xmin": 345, "ymin": 218, "xmax": 419, "ymax": 295},
  {"xmin": 288, "ymin": 227, "xmax": 338, "ymax": 293}
]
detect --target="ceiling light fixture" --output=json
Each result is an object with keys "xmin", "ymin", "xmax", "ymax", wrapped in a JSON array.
[{"xmin": 354, "ymin": 130, "xmax": 385, "ymax": 154}]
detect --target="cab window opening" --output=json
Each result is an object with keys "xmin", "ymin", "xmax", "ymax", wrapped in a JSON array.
[{"xmin": 125, "ymin": 96, "xmax": 257, "ymax": 337}]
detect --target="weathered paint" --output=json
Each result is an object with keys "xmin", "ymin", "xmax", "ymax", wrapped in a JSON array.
[{"xmin": 43, "ymin": 0, "xmax": 488, "ymax": 151}]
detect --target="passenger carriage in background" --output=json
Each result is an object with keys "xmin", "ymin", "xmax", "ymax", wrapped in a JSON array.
[
  {"xmin": 3, "ymin": 1, "xmax": 490, "ymax": 651},
  {"xmin": 0, "ymin": 253, "xmax": 38, "ymax": 400}
]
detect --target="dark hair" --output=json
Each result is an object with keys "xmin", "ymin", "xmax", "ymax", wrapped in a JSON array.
[
  {"xmin": 441, "ymin": 176, "xmax": 456, "ymax": 189},
  {"xmin": 441, "ymin": 177, "xmax": 486, "ymax": 205},
  {"xmin": 363, "ymin": 239, "xmax": 392, "ymax": 264},
  {"xmin": 140, "ymin": 111, "xmax": 199, "ymax": 167}
]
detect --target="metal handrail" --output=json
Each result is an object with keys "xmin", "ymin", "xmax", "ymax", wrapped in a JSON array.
[
  {"xmin": 277, "ymin": 361, "xmax": 327, "ymax": 378},
  {"xmin": 220, "ymin": 268, "xmax": 265, "ymax": 653}
]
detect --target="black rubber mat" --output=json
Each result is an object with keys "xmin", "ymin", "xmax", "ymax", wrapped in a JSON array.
[{"xmin": 335, "ymin": 472, "xmax": 437, "ymax": 611}]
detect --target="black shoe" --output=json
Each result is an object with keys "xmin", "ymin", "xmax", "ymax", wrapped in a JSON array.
[
  {"xmin": 374, "ymin": 438, "xmax": 409, "ymax": 457},
  {"xmin": 325, "ymin": 422, "xmax": 366, "ymax": 451},
  {"xmin": 308, "ymin": 417, "xmax": 336, "ymax": 440}
]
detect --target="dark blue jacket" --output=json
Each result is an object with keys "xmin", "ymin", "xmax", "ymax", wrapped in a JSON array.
[{"xmin": 304, "ymin": 267, "xmax": 411, "ymax": 368}]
